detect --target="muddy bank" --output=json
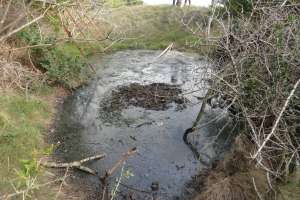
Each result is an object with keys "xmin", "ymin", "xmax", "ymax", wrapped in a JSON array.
[
  {"xmin": 52, "ymin": 50, "xmax": 236, "ymax": 199},
  {"xmin": 192, "ymin": 135, "xmax": 273, "ymax": 200}
]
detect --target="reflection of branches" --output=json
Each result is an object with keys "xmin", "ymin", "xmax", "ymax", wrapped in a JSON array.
[{"xmin": 100, "ymin": 148, "xmax": 137, "ymax": 200}]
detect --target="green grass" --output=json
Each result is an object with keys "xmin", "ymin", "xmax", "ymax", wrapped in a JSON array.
[
  {"xmin": 101, "ymin": 5, "xmax": 210, "ymax": 53},
  {"xmin": 110, "ymin": 27, "xmax": 200, "ymax": 52},
  {"xmin": 279, "ymin": 169, "xmax": 300, "ymax": 200},
  {"xmin": 0, "ymin": 90, "xmax": 54, "ymax": 197}
]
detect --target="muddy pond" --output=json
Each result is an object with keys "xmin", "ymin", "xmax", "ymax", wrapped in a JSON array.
[{"xmin": 53, "ymin": 50, "xmax": 236, "ymax": 199}]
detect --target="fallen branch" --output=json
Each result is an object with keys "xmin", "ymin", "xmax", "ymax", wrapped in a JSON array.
[
  {"xmin": 156, "ymin": 43, "xmax": 173, "ymax": 59},
  {"xmin": 40, "ymin": 153, "xmax": 106, "ymax": 175},
  {"xmin": 100, "ymin": 147, "xmax": 137, "ymax": 200},
  {"xmin": 102, "ymin": 147, "xmax": 137, "ymax": 180},
  {"xmin": 119, "ymin": 183, "xmax": 152, "ymax": 194}
]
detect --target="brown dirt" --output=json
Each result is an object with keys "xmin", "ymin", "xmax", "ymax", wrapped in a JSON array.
[
  {"xmin": 101, "ymin": 83, "xmax": 187, "ymax": 111},
  {"xmin": 44, "ymin": 86, "xmax": 97, "ymax": 200},
  {"xmin": 192, "ymin": 135, "xmax": 275, "ymax": 200}
]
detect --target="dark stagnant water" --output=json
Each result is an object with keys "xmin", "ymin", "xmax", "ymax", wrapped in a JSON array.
[{"xmin": 53, "ymin": 50, "xmax": 235, "ymax": 199}]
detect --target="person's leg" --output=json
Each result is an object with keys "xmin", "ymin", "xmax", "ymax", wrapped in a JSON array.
[{"xmin": 176, "ymin": 0, "xmax": 182, "ymax": 6}]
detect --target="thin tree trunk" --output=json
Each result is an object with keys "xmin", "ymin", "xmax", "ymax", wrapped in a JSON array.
[{"xmin": 192, "ymin": 89, "xmax": 211, "ymax": 128}]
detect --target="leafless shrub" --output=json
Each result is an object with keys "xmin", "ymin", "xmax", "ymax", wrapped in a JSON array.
[
  {"xmin": 49, "ymin": 1, "xmax": 114, "ymax": 43},
  {"xmin": 209, "ymin": 1, "xmax": 300, "ymax": 180},
  {"xmin": 0, "ymin": 0, "xmax": 122, "ymax": 91},
  {"xmin": 185, "ymin": 2, "xmax": 300, "ymax": 199}
]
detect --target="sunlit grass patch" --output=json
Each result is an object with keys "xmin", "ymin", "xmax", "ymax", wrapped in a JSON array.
[
  {"xmin": 103, "ymin": 5, "xmax": 209, "ymax": 53},
  {"xmin": 279, "ymin": 168, "xmax": 300, "ymax": 200},
  {"xmin": 0, "ymin": 91, "xmax": 53, "ymax": 196}
]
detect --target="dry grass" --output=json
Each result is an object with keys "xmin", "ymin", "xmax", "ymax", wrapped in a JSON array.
[
  {"xmin": 0, "ymin": 57, "xmax": 43, "ymax": 90},
  {"xmin": 198, "ymin": 171, "xmax": 267, "ymax": 200},
  {"xmin": 0, "ymin": 43, "xmax": 42, "ymax": 91},
  {"xmin": 194, "ymin": 136, "xmax": 271, "ymax": 200}
]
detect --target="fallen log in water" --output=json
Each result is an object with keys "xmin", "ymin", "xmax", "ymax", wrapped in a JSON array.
[{"xmin": 40, "ymin": 153, "xmax": 106, "ymax": 175}]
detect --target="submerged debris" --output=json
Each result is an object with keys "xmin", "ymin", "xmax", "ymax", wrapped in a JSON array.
[{"xmin": 101, "ymin": 83, "xmax": 187, "ymax": 111}]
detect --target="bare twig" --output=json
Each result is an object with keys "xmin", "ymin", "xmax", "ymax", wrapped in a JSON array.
[
  {"xmin": 1, "ymin": 178, "xmax": 64, "ymax": 200},
  {"xmin": 0, "ymin": 7, "xmax": 51, "ymax": 42},
  {"xmin": 0, "ymin": 0, "xmax": 12, "ymax": 30},
  {"xmin": 102, "ymin": 148, "xmax": 137, "ymax": 179},
  {"xmin": 156, "ymin": 43, "xmax": 173, "ymax": 59},
  {"xmin": 100, "ymin": 148, "xmax": 137, "ymax": 200},
  {"xmin": 252, "ymin": 79, "xmax": 300, "ymax": 159},
  {"xmin": 252, "ymin": 177, "xmax": 263, "ymax": 200},
  {"xmin": 55, "ymin": 167, "xmax": 69, "ymax": 200}
]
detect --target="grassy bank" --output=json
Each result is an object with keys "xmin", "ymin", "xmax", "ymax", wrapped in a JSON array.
[
  {"xmin": 0, "ymin": 87, "xmax": 59, "ymax": 198},
  {"xmin": 102, "ymin": 6, "xmax": 207, "ymax": 52}
]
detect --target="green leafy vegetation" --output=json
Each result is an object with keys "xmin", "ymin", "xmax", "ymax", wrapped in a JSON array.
[
  {"xmin": 39, "ymin": 43, "xmax": 90, "ymax": 88},
  {"xmin": 17, "ymin": 26, "xmax": 91, "ymax": 88},
  {"xmin": 0, "ymin": 91, "xmax": 53, "ymax": 195}
]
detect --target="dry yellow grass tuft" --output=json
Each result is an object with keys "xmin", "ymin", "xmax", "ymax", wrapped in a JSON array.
[
  {"xmin": 194, "ymin": 136, "xmax": 272, "ymax": 200},
  {"xmin": 0, "ymin": 56, "xmax": 43, "ymax": 90}
]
